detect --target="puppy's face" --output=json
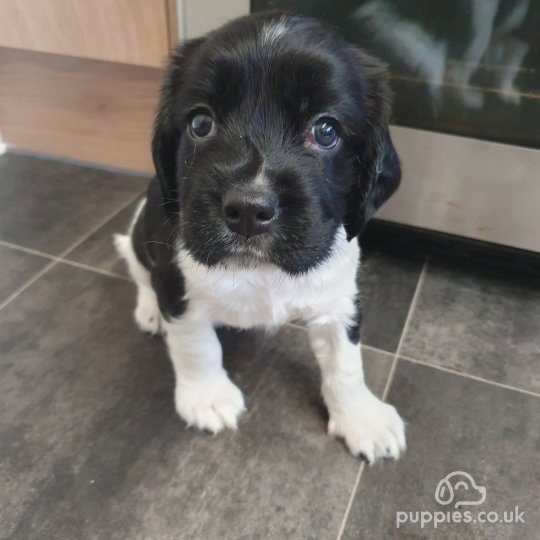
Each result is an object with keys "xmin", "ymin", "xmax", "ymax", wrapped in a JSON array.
[{"xmin": 153, "ymin": 14, "xmax": 401, "ymax": 274}]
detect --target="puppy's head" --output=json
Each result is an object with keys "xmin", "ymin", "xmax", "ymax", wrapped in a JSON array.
[{"xmin": 153, "ymin": 13, "xmax": 400, "ymax": 274}]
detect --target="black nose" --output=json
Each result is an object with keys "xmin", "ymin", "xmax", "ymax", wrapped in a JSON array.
[{"xmin": 223, "ymin": 190, "xmax": 277, "ymax": 237}]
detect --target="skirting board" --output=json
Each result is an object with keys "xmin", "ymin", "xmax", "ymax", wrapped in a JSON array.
[
  {"xmin": 379, "ymin": 126, "xmax": 540, "ymax": 253},
  {"xmin": 0, "ymin": 47, "xmax": 162, "ymax": 174}
]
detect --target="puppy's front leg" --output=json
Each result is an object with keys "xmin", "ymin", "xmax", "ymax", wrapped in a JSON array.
[
  {"xmin": 163, "ymin": 311, "xmax": 245, "ymax": 433},
  {"xmin": 307, "ymin": 314, "xmax": 406, "ymax": 462}
]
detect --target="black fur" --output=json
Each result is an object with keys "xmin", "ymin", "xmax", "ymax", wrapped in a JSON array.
[
  {"xmin": 346, "ymin": 292, "xmax": 363, "ymax": 345},
  {"xmin": 132, "ymin": 178, "xmax": 188, "ymax": 320},
  {"xmin": 134, "ymin": 12, "xmax": 401, "ymax": 318}
]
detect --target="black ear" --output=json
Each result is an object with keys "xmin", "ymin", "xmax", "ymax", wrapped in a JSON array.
[
  {"xmin": 351, "ymin": 127, "xmax": 401, "ymax": 236},
  {"xmin": 344, "ymin": 50, "xmax": 401, "ymax": 240},
  {"xmin": 152, "ymin": 38, "xmax": 205, "ymax": 217}
]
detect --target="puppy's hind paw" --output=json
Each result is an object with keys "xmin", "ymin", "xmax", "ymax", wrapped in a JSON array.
[{"xmin": 134, "ymin": 287, "xmax": 162, "ymax": 335}]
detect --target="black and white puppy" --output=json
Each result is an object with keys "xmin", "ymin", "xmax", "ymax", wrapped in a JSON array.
[{"xmin": 115, "ymin": 12, "xmax": 404, "ymax": 463}]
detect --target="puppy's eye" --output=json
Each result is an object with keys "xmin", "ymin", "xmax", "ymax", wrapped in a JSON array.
[
  {"xmin": 188, "ymin": 113, "xmax": 216, "ymax": 139},
  {"xmin": 310, "ymin": 118, "xmax": 339, "ymax": 149}
]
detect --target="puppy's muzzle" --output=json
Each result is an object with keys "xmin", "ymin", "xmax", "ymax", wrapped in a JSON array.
[{"xmin": 222, "ymin": 188, "xmax": 277, "ymax": 238}]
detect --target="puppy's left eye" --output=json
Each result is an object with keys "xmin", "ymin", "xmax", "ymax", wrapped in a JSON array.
[
  {"xmin": 188, "ymin": 113, "xmax": 216, "ymax": 139},
  {"xmin": 310, "ymin": 118, "xmax": 339, "ymax": 150}
]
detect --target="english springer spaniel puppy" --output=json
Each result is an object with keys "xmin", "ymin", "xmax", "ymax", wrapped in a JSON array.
[{"xmin": 115, "ymin": 12, "xmax": 405, "ymax": 463}]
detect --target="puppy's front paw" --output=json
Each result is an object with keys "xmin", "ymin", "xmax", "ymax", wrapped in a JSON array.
[
  {"xmin": 328, "ymin": 389, "xmax": 406, "ymax": 463},
  {"xmin": 175, "ymin": 375, "xmax": 246, "ymax": 434}
]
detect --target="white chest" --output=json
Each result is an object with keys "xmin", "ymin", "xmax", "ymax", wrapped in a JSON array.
[{"xmin": 177, "ymin": 230, "xmax": 360, "ymax": 329}]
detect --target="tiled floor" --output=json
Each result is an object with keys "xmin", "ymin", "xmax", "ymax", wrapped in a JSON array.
[{"xmin": 1, "ymin": 153, "xmax": 539, "ymax": 540}]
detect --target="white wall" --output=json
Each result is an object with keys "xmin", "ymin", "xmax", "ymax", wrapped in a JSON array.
[{"xmin": 176, "ymin": 0, "xmax": 250, "ymax": 40}]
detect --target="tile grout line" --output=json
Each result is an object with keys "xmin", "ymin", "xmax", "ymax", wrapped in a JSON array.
[
  {"xmin": 58, "ymin": 191, "xmax": 144, "ymax": 260},
  {"xmin": 383, "ymin": 258, "xmax": 429, "ymax": 400},
  {"xmin": 285, "ymin": 323, "xmax": 539, "ymax": 398},
  {"xmin": 0, "ymin": 234, "xmax": 133, "ymax": 283},
  {"xmin": 399, "ymin": 354, "xmax": 540, "ymax": 399},
  {"xmin": 336, "ymin": 257, "xmax": 429, "ymax": 540},
  {"xmin": 359, "ymin": 342, "xmax": 395, "ymax": 358},
  {"xmin": 0, "ymin": 192, "xmax": 143, "ymax": 312},
  {"xmin": 0, "ymin": 258, "xmax": 60, "ymax": 312},
  {"xmin": 335, "ymin": 462, "xmax": 365, "ymax": 540},
  {"xmin": 0, "ymin": 239, "xmax": 58, "ymax": 262},
  {"xmin": 55, "ymin": 259, "xmax": 131, "ymax": 282},
  {"xmin": 285, "ymin": 322, "xmax": 399, "ymax": 357},
  {"xmin": 0, "ymin": 239, "xmax": 130, "ymax": 283},
  {"xmin": 360, "ymin": 339, "xmax": 540, "ymax": 399}
]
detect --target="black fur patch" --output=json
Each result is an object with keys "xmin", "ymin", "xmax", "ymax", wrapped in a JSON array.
[
  {"xmin": 346, "ymin": 293, "xmax": 363, "ymax": 345},
  {"xmin": 347, "ymin": 260, "xmax": 363, "ymax": 344},
  {"xmin": 150, "ymin": 12, "xmax": 401, "ymax": 276},
  {"xmin": 131, "ymin": 177, "xmax": 188, "ymax": 321},
  {"xmin": 150, "ymin": 263, "xmax": 188, "ymax": 322}
]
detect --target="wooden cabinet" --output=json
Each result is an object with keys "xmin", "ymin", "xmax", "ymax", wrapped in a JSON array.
[
  {"xmin": 0, "ymin": 1, "xmax": 177, "ymax": 172},
  {"xmin": 0, "ymin": 0, "xmax": 250, "ymax": 172},
  {"xmin": 0, "ymin": 0, "xmax": 174, "ymax": 67},
  {"xmin": 0, "ymin": 48, "xmax": 162, "ymax": 172}
]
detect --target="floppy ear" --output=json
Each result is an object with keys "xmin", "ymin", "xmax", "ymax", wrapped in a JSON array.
[
  {"xmin": 152, "ymin": 38, "xmax": 205, "ymax": 217},
  {"xmin": 344, "ymin": 50, "xmax": 401, "ymax": 240}
]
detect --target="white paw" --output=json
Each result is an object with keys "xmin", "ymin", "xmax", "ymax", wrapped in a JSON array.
[
  {"xmin": 175, "ymin": 375, "xmax": 246, "ymax": 434},
  {"xmin": 328, "ymin": 389, "xmax": 406, "ymax": 463},
  {"xmin": 134, "ymin": 287, "xmax": 161, "ymax": 335}
]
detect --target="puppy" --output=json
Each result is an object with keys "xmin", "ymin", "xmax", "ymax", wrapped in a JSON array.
[{"xmin": 115, "ymin": 12, "xmax": 405, "ymax": 463}]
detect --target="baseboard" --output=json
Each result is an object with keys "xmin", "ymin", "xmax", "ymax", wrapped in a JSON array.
[{"xmin": 0, "ymin": 47, "xmax": 162, "ymax": 173}]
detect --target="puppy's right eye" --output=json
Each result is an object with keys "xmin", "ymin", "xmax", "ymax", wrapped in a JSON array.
[{"xmin": 188, "ymin": 113, "xmax": 216, "ymax": 139}]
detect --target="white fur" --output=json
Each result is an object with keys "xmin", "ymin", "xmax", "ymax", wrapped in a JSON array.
[
  {"xmin": 307, "ymin": 309, "xmax": 405, "ymax": 462},
  {"xmin": 262, "ymin": 20, "xmax": 288, "ymax": 46},
  {"xmin": 134, "ymin": 286, "xmax": 162, "ymax": 335},
  {"xmin": 177, "ymin": 227, "xmax": 358, "ymax": 329},
  {"xmin": 164, "ymin": 312, "xmax": 245, "ymax": 432},
  {"xmin": 116, "ymin": 206, "xmax": 406, "ymax": 459},
  {"xmin": 113, "ymin": 199, "xmax": 162, "ymax": 335}
]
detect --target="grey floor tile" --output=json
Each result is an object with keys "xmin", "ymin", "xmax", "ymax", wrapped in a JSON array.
[
  {"xmin": 0, "ymin": 153, "xmax": 147, "ymax": 255},
  {"xmin": 0, "ymin": 265, "xmax": 283, "ymax": 539},
  {"xmin": 0, "ymin": 264, "xmax": 168, "ymax": 538},
  {"xmin": 165, "ymin": 328, "xmax": 393, "ymax": 540},
  {"xmin": 66, "ymin": 199, "xmax": 144, "ymax": 277},
  {"xmin": 342, "ymin": 360, "xmax": 540, "ymax": 540},
  {"xmin": 359, "ymin": 246, "xmax": 425, "ymax": 353},
  {"xmin": 0, "ymin": 245, "xmax": 50, "ymax": 304},
  {"xmin": 401, "ymin": 259, "xmax": 540, "ymax": 393},
  {"xmin": 1, "ymin": 272, "xmax": 394, "ymax": 540}
]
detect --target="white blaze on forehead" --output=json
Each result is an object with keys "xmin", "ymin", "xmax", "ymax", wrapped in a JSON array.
[
  {"xmin": 261, "ymin": 20, "xmax": 288, "ymax": 46},
  {"xmin": 252, "ymin": 171, "xmax": 270, "ymax": 188}
]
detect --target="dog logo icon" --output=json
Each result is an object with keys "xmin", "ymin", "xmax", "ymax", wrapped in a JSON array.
[{"xmin": 435, "ymin": 471, "xmax": 487, "ymax": 508}]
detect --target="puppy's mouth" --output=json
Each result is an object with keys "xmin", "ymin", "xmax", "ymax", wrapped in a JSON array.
[
  {"xmin": 193, "ymin": 228, "xmax": 272, "ymax": 270},
  {"xmin": 227, "ymin": 233, "xmax": 271, "ymax": 260}
]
